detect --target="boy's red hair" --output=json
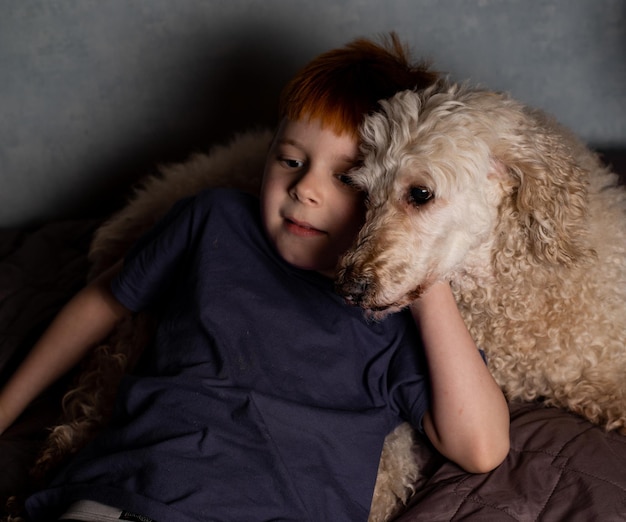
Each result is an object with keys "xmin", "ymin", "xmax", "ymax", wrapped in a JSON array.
[{"xmin": 279, "ymin": 33, "xmax": 439, "ymax": 138}]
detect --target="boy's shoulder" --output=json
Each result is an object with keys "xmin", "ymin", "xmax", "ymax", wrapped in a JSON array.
[
  {"xmin": 145, "ymin": 188, "xmax": 259, "ymax": 245},
  {"xmin": 182, "ymin": 187, "xmax": 259, "ymax": 222},
  {"xmin": 188, "ymin": 188, "xmax": 263, "ymax": 240},
  {"xmin": 194, "ymin": 186, "xmax": 258, "ymax": 207},
  {"xmin": 192, "ymin": 187, "xmax": 259, "ymax": 209}
]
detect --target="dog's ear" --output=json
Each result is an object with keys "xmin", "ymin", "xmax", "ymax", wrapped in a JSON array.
[{"xmin": 494, "ymin": 120, "xmax": 594, "ymax": 267}]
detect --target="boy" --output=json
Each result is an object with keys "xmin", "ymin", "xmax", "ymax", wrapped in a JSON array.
[{"xmin": 0, "ymin": 34, "xmax": 509, "ymax": 521}]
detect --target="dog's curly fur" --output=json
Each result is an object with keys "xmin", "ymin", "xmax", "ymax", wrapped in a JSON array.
[
  {"xmin": 337, "ymin": 82, "xmax": 626, "ymax": 433},
  {"xmin": 17, "ymin": 128, "xmax": 417, "ymax": 522}
]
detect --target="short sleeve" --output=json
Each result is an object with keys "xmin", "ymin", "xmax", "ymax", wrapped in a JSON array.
[
  {"xmin": 110, "ymin": 196, "xmax": 198, "ymax": 312},
  {"xmin": 386, "ymin": 317, "xmax": 431, "ymax": 431}
]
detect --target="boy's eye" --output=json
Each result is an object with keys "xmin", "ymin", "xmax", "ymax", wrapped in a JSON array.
[
  {"xmin": 280, "ymin": 158, "xmax": 305, "ymax": 169},
  {"xmin": 336, "ymin": 173, "xmax": 356, "ymax": 187}
]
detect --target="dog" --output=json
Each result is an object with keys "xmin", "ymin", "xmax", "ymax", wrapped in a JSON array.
[{"xmin": 337, "ymin": 82, "xmax": 626, "ymax": 436}]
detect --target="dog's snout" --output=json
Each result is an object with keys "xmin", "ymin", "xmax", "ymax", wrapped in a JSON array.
[{"xmin": 336, "ymin": 274, "xmax": 370, "ymax": 306}]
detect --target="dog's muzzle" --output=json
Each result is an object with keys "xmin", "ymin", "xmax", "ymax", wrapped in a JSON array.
[
  {"xmin": 335, "ymin": 266, "xmax": 385, "ymax": 310},
  {"xmin": 336, "ymin": 266, "xmax": 425, "ymax": 314},
  {"xmin": 336, "ymin": 276, "xmax": 370, "ymax": 307}
]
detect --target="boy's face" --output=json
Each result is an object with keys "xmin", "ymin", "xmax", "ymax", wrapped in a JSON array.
[{"xmin": 261, "ymin": 117, "xmax": 365, "ymax": 278}]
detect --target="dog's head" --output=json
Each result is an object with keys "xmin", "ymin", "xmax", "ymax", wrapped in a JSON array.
[{"xmin": 336, "ymin": 85, "xmax": 591, "ymax": 315}]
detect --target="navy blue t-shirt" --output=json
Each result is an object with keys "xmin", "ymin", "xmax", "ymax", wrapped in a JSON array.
[{"xmin": 26, "ymin": 189, "xmax": 429, "ymax": 522}]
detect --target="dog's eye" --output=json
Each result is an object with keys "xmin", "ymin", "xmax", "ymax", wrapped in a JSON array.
[{"xmin": 408, "ymin": 186, "xmax": 434, "ymax": 207}]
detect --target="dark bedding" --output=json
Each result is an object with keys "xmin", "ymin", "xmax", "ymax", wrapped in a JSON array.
[
  {"xmin": 1, "ymin": 151, "xmax": 625, "ymax": 520},
  {"xmin": 0, "ymin": 219, "xmax": 100, "ymax": 506},
  {"xmin": 401, "ymin": 402, "xmax": 626, "ymax": 521}
]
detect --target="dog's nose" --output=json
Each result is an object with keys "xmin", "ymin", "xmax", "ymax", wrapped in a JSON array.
[{"xmin": 335, "ymin": 277, "xmax": 370, "ymax": 306}]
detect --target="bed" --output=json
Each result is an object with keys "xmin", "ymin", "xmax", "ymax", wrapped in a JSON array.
[{"xmin": 1, "ymin": 141, "xmax": 625, "ymax": 521}]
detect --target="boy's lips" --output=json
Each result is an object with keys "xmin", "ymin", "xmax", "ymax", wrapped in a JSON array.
[{"xmin": 284, "ymin": 217, "xmax": 325, "ymax": 237}]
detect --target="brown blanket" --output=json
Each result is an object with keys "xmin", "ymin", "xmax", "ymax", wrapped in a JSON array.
[{"xmin": 400, "ymin": 402, "xmax": 626, "ymax": 521}]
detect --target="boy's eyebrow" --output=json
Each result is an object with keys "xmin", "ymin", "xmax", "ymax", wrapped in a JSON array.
[
  {"xmin": 277, "ymin": 138, "xmax": 358, "ymax": 164},
  {"xmin": 276, "ymin": 138, "xmax": 302, "ymax": 149},
  {"xmin": 337, "ymin": 154, "xmax": 360, "ymax": 165}
]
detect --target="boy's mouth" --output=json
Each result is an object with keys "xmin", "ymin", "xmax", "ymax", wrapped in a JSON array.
[{"xmin": 284, "ymin": 217, "xmax": 325, "ymax": 237}]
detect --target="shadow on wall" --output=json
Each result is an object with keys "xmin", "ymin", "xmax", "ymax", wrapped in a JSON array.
[{"xmin": 75, "ymin": 29, "xmax": 299, "ymax": 221}]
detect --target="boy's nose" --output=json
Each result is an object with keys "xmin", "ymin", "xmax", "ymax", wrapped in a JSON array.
[{"xmin": 290, "ymin": 169, "xmax": 322, "ymax": 205}]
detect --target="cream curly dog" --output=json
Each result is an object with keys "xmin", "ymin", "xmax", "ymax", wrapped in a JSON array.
[{"xmin": 337, "ymin": 82, "xmax": 626, "ymax": 434}]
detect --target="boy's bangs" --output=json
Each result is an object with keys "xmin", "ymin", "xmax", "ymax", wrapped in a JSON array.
[
  {"xmin": 283, "ymin": 80, "xmax": 367, "ymax": 138},
  {"xmin": 284, "ymin": 105, "xmax": 362, "ymax": 139}
]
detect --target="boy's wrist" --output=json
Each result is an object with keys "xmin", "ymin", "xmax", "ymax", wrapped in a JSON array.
[{"xmin": 409, "ymin": 280, "xmax": 452, "ymax": 315}]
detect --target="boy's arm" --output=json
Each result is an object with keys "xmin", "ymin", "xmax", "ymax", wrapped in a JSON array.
[
  {"xmin": 410, "ymin": 281, "xmax": 510, "ymax": 473},
  {"xmin": 0, "ymin": 262, "xmax": 129, "ymax": 435}
]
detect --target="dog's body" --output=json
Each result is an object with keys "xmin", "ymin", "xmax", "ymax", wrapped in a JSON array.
[{"xmin": 338, "ymin": 82, "xmax": 626, "ymax": 433}]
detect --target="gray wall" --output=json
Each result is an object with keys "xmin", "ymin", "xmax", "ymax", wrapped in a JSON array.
[{"xmin": 1, "ymin": 0, "xmax": 625, "ymax": 227}]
